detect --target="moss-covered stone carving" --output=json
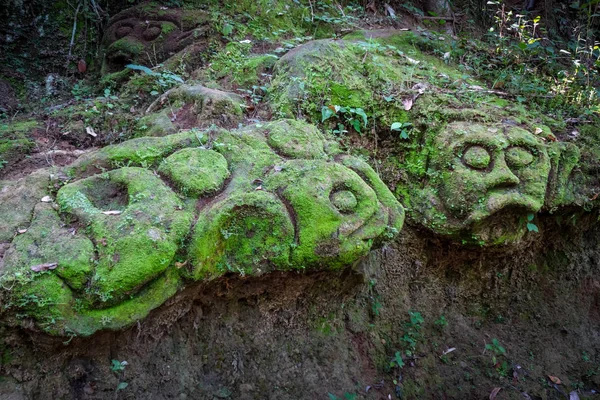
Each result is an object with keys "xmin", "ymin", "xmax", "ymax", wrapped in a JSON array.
[
  {"xmin": 268, "ymin": 30, "xmax": 587, "ymax": 246},
  {"xmin": 101, "ymin": 3, "xmax": 208, "ymax": 75},
  {"xmin": 411, "ymin": 122, "xmax": 551, "ymax": 244},
  {"xmin": 0, "ymin": 120, "xmax": 404, "ymax": 336}
]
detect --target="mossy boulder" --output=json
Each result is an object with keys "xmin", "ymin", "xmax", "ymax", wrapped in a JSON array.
[
  {"xmin": 141, "ymin": 84, "xmax": 245, "ymax": 134},
  {"xmin": 0, "ymin": 119, "xmax": 404, "ymax": 336}
]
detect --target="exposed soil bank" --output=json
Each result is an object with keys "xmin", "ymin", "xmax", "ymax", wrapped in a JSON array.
[{"xmin": 2, "ymin": 214, "xmax": 599, "ymax": 400}]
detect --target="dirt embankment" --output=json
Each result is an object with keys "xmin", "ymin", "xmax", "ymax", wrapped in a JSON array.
[{"xmin": 1, "ymin": 213, "xmax": 599, "ymax": 400}]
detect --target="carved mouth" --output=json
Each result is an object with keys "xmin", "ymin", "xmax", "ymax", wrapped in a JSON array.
[{"xmin": 464, "ymin": 193, "xmax": 540, "ymax": 226}]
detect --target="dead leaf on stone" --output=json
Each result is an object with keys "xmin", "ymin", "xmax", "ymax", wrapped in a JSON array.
[
  {"xmin": 31, "ymin": 262, "xmax": 58, "ymax": 272},
  {"xmin": 101, "ymin": 210, "xmax": 122, "ymax": 215},
  {"xmin": 402, "ymin": 98, "xmax": 413, "ymax": 111},
  {"xmin": 548, "ymin": 375, "xmax": 562, "ymax": 385},
  {"xmin": 41, "ymin": 196, "xmax": 52, "ymax": 203},
  {"xmin": 569, "ymin": 391, "xmax": 580, "ymax": 400},
  {"xmin": 86, "ymin": 126, "xmax": 97, "ymax": 137},
  {"xmin": 489, "ymin": 387, "xmax": 502, "ymax": 400}
]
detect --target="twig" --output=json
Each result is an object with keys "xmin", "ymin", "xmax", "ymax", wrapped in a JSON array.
[
  {"xmin": 418, "ymin": 16, "xmax": 455, "ymax": 21},
  {"xmin": 68, "ymin": 2, "xmax": 82, "ymax": 62}
]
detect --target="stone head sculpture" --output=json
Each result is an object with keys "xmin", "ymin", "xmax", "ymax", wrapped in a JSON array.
[
  {"xmin": 0, "ymin": 120, "xmax": 404, "ymax": 336},
  {"xmin": 412, "ymin": 121, "xmax": 552, "ymax": 245},
  {"xmin": 101, "ymin": 3, "xmax": 207, "ymax": 74}
]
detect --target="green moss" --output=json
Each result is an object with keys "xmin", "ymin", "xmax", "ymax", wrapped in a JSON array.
[
  {"xmin": 68, "ymin": 130, "xmax": 202, "ymax": 177},
  {"xmin": 2, "ymin": 203, "xmax": 94, "ymax": 290},
  {"xmin": 189, "ymin": 191, "xmax": 295, "ymax": 280},
  {"xmin": 0, "ymin": 119, "xmax": 38, "ymax": 167},
  {"xmin": 159, "ymin": 148, "xmax": 230, "ymax": 197},
  {"xmin": 1, "ymin": 119, "xmax": 404, "ymax": 336},
  {"xmin": 161, "ymin": 22, "xmax": 176, "ymax": 35},
  {"xmin": 262, "ymin": 119, "xmax": 327, "ymax": 159},
  {"xmin": 0, "ymin": 170, "xmax": 50, "ymax": 242},
  {"xmin": 57, "ymin": 167, "xmax": 193, "ymax": 305}
]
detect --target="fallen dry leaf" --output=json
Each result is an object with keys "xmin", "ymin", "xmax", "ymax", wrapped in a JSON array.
[
  {"xmin": 86, "ymin": 126, "xmax": 97, "ymax": 137},
  {"xmin": 17, "ymin": 229, "xmax": 27, "ymax": 234},
  {"xmin": 402, "ymin": 98, "xmax": 413, "ymax": 111},
  {"xmin": 569, "ymin": 391, "xmax": 580, "ymax": 400},
  {"xmin": 175, "ymin": 261, "xmax": 188, "ymax": 269},
  {"xmin": 590, "ymin": 193, "xmax": 599, "ymax": 201},
  {"xmin": 78, "ymin": 59, "xmax": 87, "ymax": 73},
  {"xmin": 31, "ymin": 263, "xmax": 58, "ymax": 272},
  {"xmin": 489, "ymin": 387, "xmax": 502, "ymax": 400},
  {"xmin": 535, "ymin": 127, "xmax": 543, "ymax": 134},
  {"xmin": 101, "ymin": 210, "xmax": 122, "ymax": 215},
  {"xmin": 383, "ymin": 3, "xmax": 396, "ymax": 17},
  {"xmin": 441, "ymin": 347, "xmax": 456, "ymax": 356},
  {"xmin": 41, "ymin": 196, "xmax": 52, "ymax": 203},
  {"xmin": 548, "ymin": 375, "xmax": 562, "ymax": 385}
]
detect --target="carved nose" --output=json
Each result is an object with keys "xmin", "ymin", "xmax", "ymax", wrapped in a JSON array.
[{"xmin": 488, "ymin": 155, "xmax": 520, "ymax": 188}]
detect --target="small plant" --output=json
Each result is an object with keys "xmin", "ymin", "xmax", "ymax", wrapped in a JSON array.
[
  {"xmin": 111, "ymin": 359, "xmax": 129, "ymax": 392},
  {"xmin": 485, "ymin": 338, "xmax": 507, "ymax": 374},
  {"xmin": 111, "ymin": 359, "xmax": 128, "ymax": 373},
  {"xmin": 400, "ymin": 311, "xmax": 425, "ymax": 356},
  {"xmin": 391, "ymin": 122, "xmax": 413, "ymax": 139},
  {"xmin": 526, "ymin": 213, "xmax": 539, "ymax": 232},
  {"xmin": 390, "ymin": 350, "xmax": 405, "ymax": 369},
  {"xmin": 434, "ymin": 315, "xmax": 448, "ymax": 330},
  {"xmin": 126, "ymin": 64, "xmax": 184, "ymax": 95},
  {"xmin": 321, "ymin": 105, "xmax": 368, "ymax": 134}
]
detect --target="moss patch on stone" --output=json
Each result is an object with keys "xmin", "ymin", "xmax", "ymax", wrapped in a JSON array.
[
  {"xmin": 57, "ymin": 167, "xmax": 193, "ymax": 306},
  {"xmin": 159, "ymin": 148, "xmax": 230, "ymax": 197}
]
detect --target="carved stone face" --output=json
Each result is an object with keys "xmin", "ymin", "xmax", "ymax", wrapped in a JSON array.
[
  {"xmin": 101, "ymin": 5, "xmax": 206, "ymax": 74},
  {"xmin": 419, "ymin": 122, "xmax": 550, "ymax": 244}
]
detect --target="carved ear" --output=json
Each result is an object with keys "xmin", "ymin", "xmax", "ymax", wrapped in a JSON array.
[{"xmin": 545, "ymin": 141, "xmax": 581, "ymax": 209}]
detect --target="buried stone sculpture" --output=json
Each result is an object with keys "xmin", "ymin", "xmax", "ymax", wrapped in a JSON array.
[
  {"xmin": 0, "ymin": 120, "xmax": 404, "ymax": 336},
  {"xmin": 101, "ymin": 3, "xmax": 209, "ymax": 75}
]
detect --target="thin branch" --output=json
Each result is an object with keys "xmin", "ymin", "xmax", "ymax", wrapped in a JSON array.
[{"xmin": 68, "ymin": 2, "xmax": 82, "ymax": 61}]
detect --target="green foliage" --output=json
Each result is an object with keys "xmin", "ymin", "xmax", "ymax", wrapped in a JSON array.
[
  {"xmin": 457, "ymin": 2, "xmax": 600, "ymax": 119},
  {"xmin": 126, "ymin": 64, "xmax": 184, "ymax": 95},
  {"xmin": 390, "ymin": 350, "xmax": 405, "ymax": 369},
  {"xmin": 321, "ymin": 105, "xmax": 368, "ymax": 134},
  {"xmin": 400, "ymin": 311, "xmax": 425, "ymax": 356},
  {"xmin": 391, "ymin": 122, "xmax": 413, "ymax": 139},
  {"xmin": 111, "ymin": 359, "xmax": 127, "ymax": 373},
  {"xmin": 526, "ymin": 213, "xmax": 539, "ymax": 232}
]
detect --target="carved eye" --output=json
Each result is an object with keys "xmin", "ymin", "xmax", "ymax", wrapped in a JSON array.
[
  {"xmin": 330, "ymin": 190, "xmax": 358, "ymax": 214},
  {"xmin": 143, "ymin": 26, "xmax": 161, "ymax": 41},
  {"xmin": 505, "ymin": 146, "xmax": 534, "ymax": 168},
  {"xmin": 463, "ymin": 145, "xmax": 491, "ymax": 170},
  {"xmin": 115, "ymin": 25, "xmax": 133, "ymax": 39}
]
